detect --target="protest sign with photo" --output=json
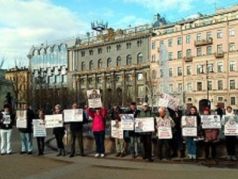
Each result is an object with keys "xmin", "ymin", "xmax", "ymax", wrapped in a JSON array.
[
  {"xmin": 87, "ymin": 89, "xmax": 102, "ymax": 108},
  {"xmin": 45, "ymin": 114, "xmax": 63, "ymax": 128},
  {"xmin": 223, "ymin": 115, "xmax": 238, "ymax": 136},
  {"xmin": 111, "ymin": 121, "xmax": 123, "ymax": 139},
  {"xmin": 201, "ymin": 115, "xmax": 221, "ymax": 129},
  {"xmin": 121, "ymin": 114, "xmax": 134, "ymax": 131},
  {"xmin": 63, "ymin": 109, "xmax": 83, "ymax": 122},
  {"xmin": 33, "ymin": 119, "xmax": 47, "ymax": 137},
  {"xmin": 159, "ymin": 93, "xmax": 179, "ymax": 111},
  {"xmin": 156, "ymin": 117, "xmax": 172, "ymax": 139},
  {"xmin": 135, "ymin": 117, "xmax": 155, "ymax": 133},
  {"xmin": 16, "ymin": 110, "xmax": 27, "ymax": 128},
  {"xmin": 181, "ymin": 116, "xmax": 197, "ymax": 137},
  {"xmin": 2, "ymin": 112, "xmax": 11, "ymax": 125}
]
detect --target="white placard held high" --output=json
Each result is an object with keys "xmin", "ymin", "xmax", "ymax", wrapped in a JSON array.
[{"xmin": 87, "ymin": 89, "xmax": 102, "ymax": 108}]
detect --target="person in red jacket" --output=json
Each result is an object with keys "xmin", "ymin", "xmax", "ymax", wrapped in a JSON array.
[{"xmin": 88, "ymin": 107, "xmax": 108, "ymax": 158}]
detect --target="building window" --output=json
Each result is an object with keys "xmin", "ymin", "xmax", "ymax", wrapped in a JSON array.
[
  {"xmin": 229, "ymin": 43, "xmax": 236, "ymax": 52},
  {"xmin": 160, "ymin": 40, "xmax": 164, "ymax": 45},
  {"xmin": 168, "ymin": 39, "xmax": 172, "ymax": 47},
  {"xmin": 106, "ymin": 46, "xmax": 111, "ymax": 52},
  {"xmin": 206, "ymin": 32, "xmax": 212, "ymax": 40},
  {"xmin": 116, "ymin": 44, "xmax": 121, "ymax": 51},
  {"xmin": 230, "ymin": 80, "xmax": 236, "ymax": 90},
  {"xmin": 218, "ymin": 97, "xmax": 223, "ymax": 102},
  {"xmin": 169, "ymin": 84, "xmax": 173, "ymax": 93},
  {"xmin": 187, "ymin": 83, "xmax": 192, "ymax": 92},
  {"xmin": 196, "ymin": 33, "xmax": 201, "ymax": 41},
  {"xmin": 177, "ymin": 36, "xmax": 182, "ymax": 45},
  {"xmin": 89, "ymin": 49, "xmax": 94, "ymax": 55},
  {"xmin": 197, "ymin": 47, "xmax": 202, "ymax": 56},
  {"xmin": 207, "ymin": 64, "xmax": 214, "ymax": 73},
  {"xmin": 177, "ymin": 67, "xmax": 182, "ymax": 76},
  {"xmin": 152, "ymin": 70, "xmax": 157, "ymax": 79},
  {"xmin": 98, "ymin": 59, "xmax": 103, "ymax": 69},
  {"xmin": 81, "ymin": 51, "xmax": 85, "ymax": 57},
  {"xmin": 89, "ymin": 60, "xmax": 93, "ymax": 70},
  {"xmin": 169, "ymin": 68, "xmax": 172, "ymax": 77},
  {"xmin": 231, "ymin": 97, "xmax": 236, "ymax": 105},
  {"xmin": 81, "ymin": 62, "xmax": 85, "ymax": 71},
  {"xmin": 217, "ymin": 30, "xmax": 223, "ymax": 39},
  {"xmin": 217, "ymin": 44, "xmax": 223, "ymax": 53},
  {"xmin": 151, "ymin": 55, "xmax": 156, "ymax": 62},
  {"xmin": 116, "ymin": 56, "xmax": 121, "ymax": 66},
  {"xmin": 229, "ymin": 29, "xmax": 235, "ymax": 37},
  {"xmin": 107, "ymin": 58, "xmax": 112, "ymax": 68},
  {"xmin": 208, "ymin": 81, "xmax": 212, "ymax": 90},
  {"xmin": 207, "ymin": 46, "xmax": 212, "ymax": 55},
  {"xmin": 151, "ymin": 42, "xmax": 156, "ymax": 49},
  {"xmin": 126, "ymin": 55, "xmax": 132, "ymax": 65},
  {"xmin": 229, "ymin": 61, "xmax": 236, "ymax": 72},
  {"xmin": 186, "ymin": 35, "xmax": 190, "ymax": 44},
  {"xmin": 178, "ymin": 83, "xmax": 182, "ymax": 92},
  {"xmin": 168, "ymin": 52, "xmax": 173, "ymax": 60},
  {"xmin": 186, "ymin": 49, "xmax": 191, "ymax": 57},
  {"xmin": 197, "ymin": 65, "xmax": 204, "ymax": 74},
  {"xmin": 126, "ymin": 42, "xmax": 131, "ymax": 49},
  {"xmin": 218, "ymin": 80, "xmax": 223, "ymax": 90},
  {"xmin": 177, "ymin": 51, "xmax": 182, "ymax": 59},
  {"xmin": 137, "ymin": 73, "xmax": 143, "ymax": 81},
  {"xmin": 137, "ymin": 53, "xmax": 143, "ymax": 64},
  {"xmin": 197, "ymin": 82, "xmax": 202, "ymax": 91},
  {"xmin": 137, "ymin": 39, "xmax": 142, "ymax": 47},
  {"xmin": 217, "ymin": 62, "xmax": 223, "ymax": 72},
  {"xmin": 186, "ymin": 66, "xmax": 191, "ymax": 75},
  {"xmin": 98, "ymin": 48, "xmax": 102, "ymax": 54}
]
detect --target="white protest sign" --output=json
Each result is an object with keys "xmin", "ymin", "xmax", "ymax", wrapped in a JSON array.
[
  {"xmin": 201, "ymin": 115, "xmax": 221, "ymax": 129},
  {"xmin": 223, "ymin": 115, "xmax": 238, "ymax": 136},
  {"xmin": 45, "ymin": 114, "xmax": 63, "ymax": 128},
  {"xmin": 87, "ymin": 89, "xmax": 102, "ymax": 108},
  {"xmin": 156, "ymin": 117, "xmax": 173, "ymax": 139},
  {"xmin": 159, "ymin": 93, "xmax": 179, "ymax": 111},
  {"xmin": 2, "ymin": 112, "xmax": 11, "ymax": 125},
  {"xmin": 121, "ymin": 114, "xmax": 134, "ymax": 131},
  {"xmin": 64, "ymin": 109, "xmax": 83, "ymax": 122},
  {"xmin": 111, "ymin": 121, "xmax": 123, "ymax": 139},
  {"xmin": 33, "ymin": 119, "xmax": 47, "ymax": 137},
  {"xmin": 135, "ymin": 117, "xmax": 155, "ymax": 133},
  {"xmin": 181, "ymin": 116, "xmax": 197, "ymax": 137},
  {"xmin": 16, "ymin": 110, "xmax": 27, "ymax": 128}
]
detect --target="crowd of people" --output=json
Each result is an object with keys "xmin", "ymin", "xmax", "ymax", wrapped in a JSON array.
[{"xmin": 0, "ymin": 101, "xmax": 237, "ymax": 163}]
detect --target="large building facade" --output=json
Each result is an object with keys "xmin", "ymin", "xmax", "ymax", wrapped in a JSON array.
[
  {"xmin": 150, "ymin": 5, "xmax": 238, "ymax": 110},
  {"xmin": 68, "ymin": 25, "xmax": 153, "ymax": 106}
]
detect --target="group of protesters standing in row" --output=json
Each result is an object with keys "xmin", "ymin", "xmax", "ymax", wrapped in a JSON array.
[{"xmin": 0, "ymin": 101, "xmax": 237, "ymax": 162}]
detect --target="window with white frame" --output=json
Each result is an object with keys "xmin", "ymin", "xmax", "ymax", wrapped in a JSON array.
[
  {"xmin": 229, "ymin": 61, "xmax": 236, "ymax": 72},
  {"xmin": 218, "ymin": 80, "xmax": 223, "ymax": 90},
  {"xmin": 217, "ymin": 30, "xmax": 223, "ymax": 39},
  {"xmin": 217, "ymin": 62, "xmax": 223, "ymax": 72},
  {"xmin": 230, "ymin": 79, "xmax": 236, "ymax": 90},
  {"xmin": 231, "ymin": 97, "xmax": 236, "ymax": 105},
  {"xmin": 229, "ymin": 29, "xmax": 235, "ymax": 37}
]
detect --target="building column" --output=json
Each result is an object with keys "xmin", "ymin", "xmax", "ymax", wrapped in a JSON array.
[
  {"xmin": 132, "ymin": 70, "xmax": 137, "ymax": 102},
  {"xmin": 121, "ymin": 71, "xmax": 126, "ymax": 106}
]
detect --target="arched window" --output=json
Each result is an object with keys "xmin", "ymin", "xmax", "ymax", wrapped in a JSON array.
[
  {"xmin": 89, "ymin": 60, "xmax": 93, "ymax": 70},
  {"xmin": 126, "ymin": 55, "xmax": 132, "ymax": 65},
  {"xmin": 137, "ymin": 52, "xmax": 143, "ymax": 64},
  {"xmin": 107, "ymin": 58, "xmax": 112, "ymax": 67},
  {"xmin": 116, "ymin": 56, "xmax": 121, "ymax": 66},
  {"xmin": 98, "ymin": 59, "xmax": 103, "ymax": 69},
  {"xmin": 81, "ymin": 62, "xmax": 85, "ymax": 71}
]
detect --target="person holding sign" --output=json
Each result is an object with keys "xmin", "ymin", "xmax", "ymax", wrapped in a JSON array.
[
  {"xmin": 34, "ymin": 109, "xmax": 46, "ymax": 156},
  {"xmin": 18, "ymin": 104, "xmax": 35, "ymax": 155},
  {"xmin": 203, "ymin": 108, "xmax": 220, "ymax": 160},
  {"xmin": 185, "ymin": 106, "xmax": 201, "ymax": 160},
  {"xmin": 68, "ymin": 103, "xmax": 87, "ymax": 158},
  {"xmin": 87, "ymin": 107, "xmax": 108, "ymax": 158},
  {"xmin": 223, "ymin": 106, "xmax": 237, "ymax": 161},
  {"xmin": 136, "ymin": 103, "xmax": 154, "ymax": 162},
  {"xmin": 53, "ymin": 104, "xmax": 66, "ymax": 157},
  {"xmin": 0, "ymin": 104, "xmax": 14, "ymax": 155},
  {"xmin": 156, "ymin": 107, "xmax": 175, "ymax": 160}
]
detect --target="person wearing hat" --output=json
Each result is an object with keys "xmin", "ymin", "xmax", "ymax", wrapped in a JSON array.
[
  {"xmin": 0, "ymin": 104, "xmax": 14, "ymax": 155},
  {"xmin": 136, "ymin": 102, "xmax": 154, "ymax": 162}
]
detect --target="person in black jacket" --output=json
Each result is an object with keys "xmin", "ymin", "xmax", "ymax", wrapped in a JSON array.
[
  {"xmin": 18, "ymin": 104, "xmax": 35, "ymax": 154},
  {"xmin": 53, "ymin": 104, "xmax": 65, "ymax": 156},
  {"xmin": 0, "ymin": 104, "xmax": 14, "ymax": 155},
  {"xmin": 69, "ymin": 103, "xmax": 87, "ymax": 158}
]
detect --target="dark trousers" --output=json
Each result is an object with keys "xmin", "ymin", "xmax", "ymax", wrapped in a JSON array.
[
  {"xmin": 141, "ymin": 134, "xmax": 152, "ymax": 159},
  {"xmin": 36, "ymin": 137, "xmax": 45, "ymax": 154},
  {"xmin": 71, "ymin": 129, "xmax": 84, "ymax": 155},
  {"xmin": 158, "ymin": 139, "xmax": 171, "ymax": 160},
  {"xmin": 204, "ymin": 142, "xmax": 217, "ymax": 159},
  {"xmin": 55, "ymin": 132, "xmax": 65, "ymax": 150},
  {"xmin": 226, "ymin": 136, "xmax": 237, "ymax": 156},
  {"xmin": 93, "ymin": 131, "xmax": 105, "ymax": 154}
]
